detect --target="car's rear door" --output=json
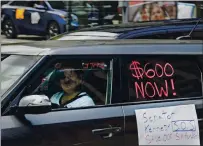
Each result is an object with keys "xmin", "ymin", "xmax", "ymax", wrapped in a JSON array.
[
  {"xmin": 6, "ymin": 1, "xmax": 29, "ymax": 33},
  {"xmin": 120, "ymin": 54, "xmax": 203, "ymax": 146},
  {"xmin": 7, "ymin": 1, "xmax": 46, "ymax": 35},
  {"xmin": 22, "ymin": 1, "xmax": 47, "ymax": 35}
]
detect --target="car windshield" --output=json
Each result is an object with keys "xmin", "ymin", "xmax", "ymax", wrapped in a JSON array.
[
  {"xmin": 52, "ymin": 32, "xmax": 119, "ymax": 40},
  {"xmin": 1, "ymin": 55, "xmax": 41, "ymax": 97}
]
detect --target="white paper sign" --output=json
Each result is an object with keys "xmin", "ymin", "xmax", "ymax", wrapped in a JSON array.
[
  {"xmin": 135, "ymin": 104, "xmax": 200, "ymax": 145},
  {"xmin": 178, "ymin": 3, "xmax": 195, "ymax": 19},
  {"xmin": 31, "ymin": 12, "xmax": 40, "ymax": 24}
]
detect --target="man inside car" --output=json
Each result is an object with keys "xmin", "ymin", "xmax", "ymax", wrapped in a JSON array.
[{"xmin": 50, "ymin": 63, "xmax": 95, "ymax": 108}]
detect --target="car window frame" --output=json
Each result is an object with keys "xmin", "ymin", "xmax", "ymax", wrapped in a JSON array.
[
  {"xmin": 3, "ymin": 53, "xmax": 203, "ymax": 115},
  {"xmin": 9, "ymin": 1, "xmax": 28, "ymax": 7},
  {"xmin": 2, "ymin": 55, "xmax": 115, "ymax": 115}
]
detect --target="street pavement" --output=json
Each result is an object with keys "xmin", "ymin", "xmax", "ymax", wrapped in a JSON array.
[{"xmin": 1, "ymin": 34, "xmax": 46, "ymax": 45}]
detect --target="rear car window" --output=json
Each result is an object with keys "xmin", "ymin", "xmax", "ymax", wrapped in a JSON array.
[
  {"xmin": 48, "ymin": 1, "xmax": 66, "ymax": 10},
  {"xmin": 123, "ymin": 55, "xmax": 202, "ymax": 102}
]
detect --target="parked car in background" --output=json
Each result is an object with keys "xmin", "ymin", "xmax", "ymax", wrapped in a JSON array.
[
  {"xmin": 51, "ymin": 18, "xmax": 203, "ymax": 40},
  {"xmin": 1, "ymin": 0, "xmax": 79, "ymax": 39},
  {"xmin": 1, "ymin": 40, "xmax": 203, "ymax": 146}
]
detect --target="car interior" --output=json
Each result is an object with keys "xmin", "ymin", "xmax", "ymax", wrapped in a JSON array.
[{"xmin": 30, "ymin": 61, "xmax": 110, "ymax": 108}]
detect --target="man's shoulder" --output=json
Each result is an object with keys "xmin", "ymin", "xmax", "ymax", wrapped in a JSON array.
[
  {"xmin": 70, "ymin": 92, "xmax": 95, "ymax": 106},
  {"xmin": 77, "ymin": 92, "xmax": 93, "ymax": 102}
]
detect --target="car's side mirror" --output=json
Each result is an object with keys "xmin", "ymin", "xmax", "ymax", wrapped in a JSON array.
[{"xmin": 15, "ymin": 95, "xmax": 51, "ymax": 115}]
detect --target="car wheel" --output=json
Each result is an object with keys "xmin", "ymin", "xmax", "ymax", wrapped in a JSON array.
[
  {"xmin": 3, "ymin": 19, "xmax": 17, "ymax": 39},
  {"xmin": 47, "ymin": 21, "xmax": 60, "ymax": 38}
]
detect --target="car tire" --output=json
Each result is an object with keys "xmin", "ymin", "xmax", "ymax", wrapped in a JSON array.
[
  {"xmin": 2, "ymin": 19, "xmax": 17, "ymax": 39},
  {"xmin": 47, "ymin": 21, "xmax": 60, "ymax": 39}
]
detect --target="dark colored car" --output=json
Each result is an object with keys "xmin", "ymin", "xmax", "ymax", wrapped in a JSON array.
[
  {"xmin": 52, "ymin": 18, "xmax": 203, "ymax": 40},
  {"xmin": 1, "ymin": 40, "xmax": 203, "ymax": 146},
  {"xmin": 1, "ymin": 0, "xmax": 79, "ymax": 39}
]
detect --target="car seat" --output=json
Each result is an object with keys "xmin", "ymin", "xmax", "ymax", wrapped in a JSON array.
[{"xmin": 82, "ymin": 70, "xmax": 107, "ymax": 105}]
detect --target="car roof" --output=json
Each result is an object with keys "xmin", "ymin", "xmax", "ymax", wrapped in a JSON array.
[
  {"xmin": 77, "ymin": 19, "xmax": 202, "ymax": 33},
  {"xmin": 51, "ymin": 18, "xmax": 202, "ymax": 40},
  {"xmin": 2, "ymin": 40, "xmax": 203, "ymax": 55},
  {"xmin": 56, "ymin": 23, "xmax": 203, "ymax": 40},
  {"xmin": 118, "ymin": 23, "xmax": 203, "ymax": 39}
]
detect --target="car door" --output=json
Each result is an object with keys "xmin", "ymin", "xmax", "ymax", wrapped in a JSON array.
[
  {"xmin": 21, "ymin": 1, "xmax": 47, "ymax": 35},
  {"xmin": 119, "ymin": 55, "xmax": 203, "ymax": 146},
  {"xmin": 1, "ymin": 55, "xmax": 125, "ymax": 146},
  {"xmin": 4, "ymin": 1, "xmax": 39, "ymax": 34},
  {"xmin": 4, "ymin": 1, "xmax": 28, "ymax": 33}
]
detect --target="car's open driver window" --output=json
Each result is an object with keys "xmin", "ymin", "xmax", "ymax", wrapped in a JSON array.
[{"xmin": 34, "ymin": 59, "xmax": 113, "ymax": 109}]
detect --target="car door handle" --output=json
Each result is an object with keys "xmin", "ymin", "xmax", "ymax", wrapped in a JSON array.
[{"xmin": 92, "ymin": 127, "xmax": 121, "ymax": 139}]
